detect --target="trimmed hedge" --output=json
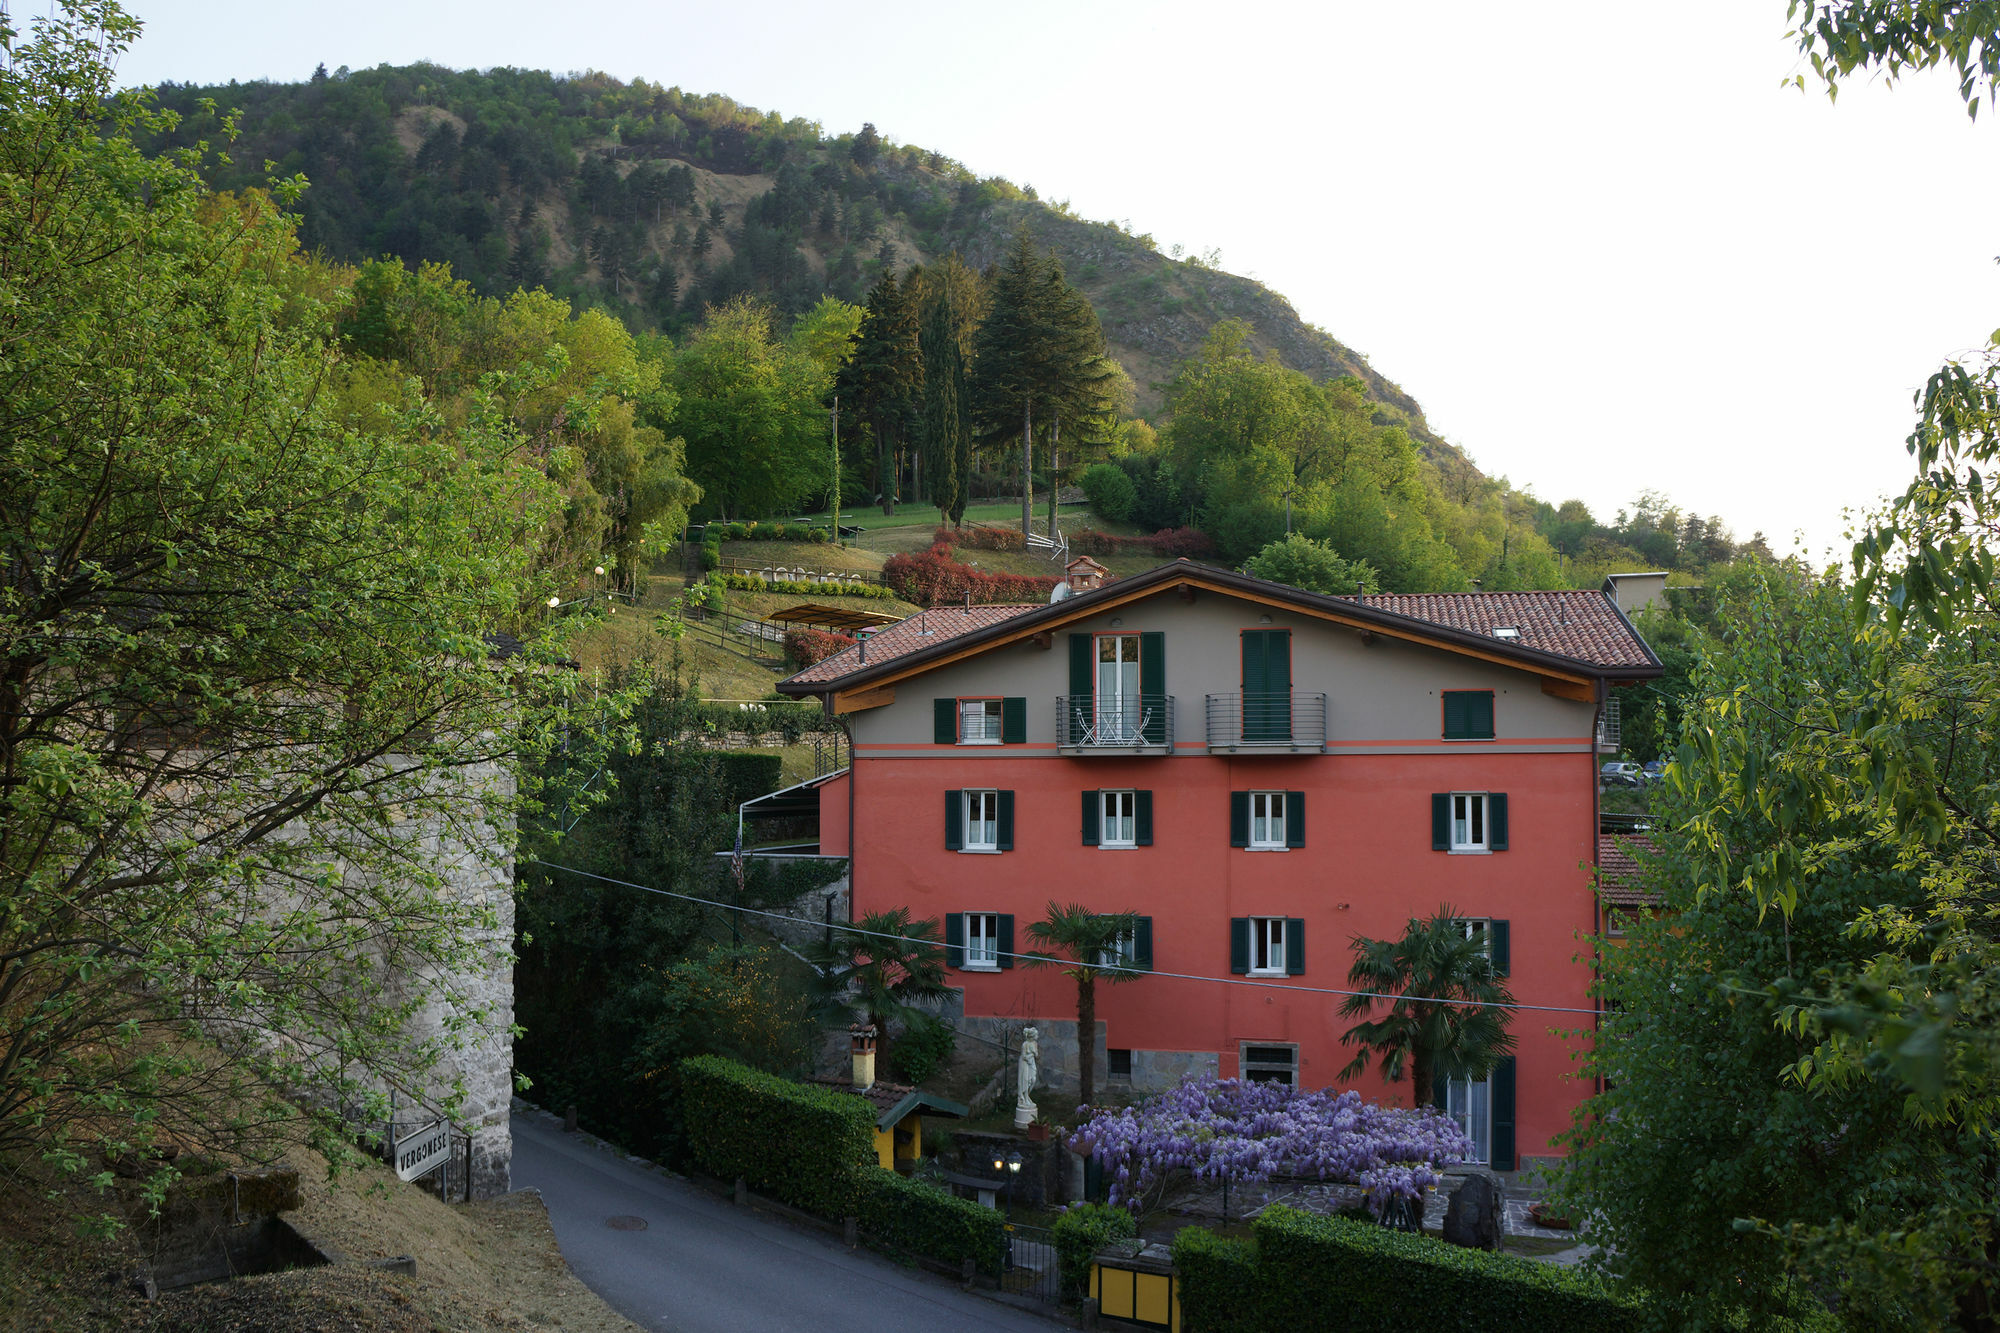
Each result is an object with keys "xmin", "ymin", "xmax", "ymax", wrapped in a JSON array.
[
  {"xmin": 701, "ymin": 536, "xmax": 722, "ymax": 570},
  {"xmin": 882, "ymin": 541, "xmax": 1059, "ymax": 607},
  {"xmin": 1170, "ymin": 1227, "xmax": 1261, "ymax": 1333},
  {"xmin": 1052, "ymin": 1203, "xmax": 1137, "ymax": 1303},
  {"xmin": 720, "ymin": 573, "xmax": 894, "ymax": 599},
  {"xmin": 940, "ymin": 523, "xmax": 1028, "ymax": 552},
  {"xmin": 856, "ymin": 1171, "xmax": 1006, "ymax": 1275},
  {"xmin": 784, "ymin": 626, "xmax": 855, "ymax": 667},
  {"xmin": 678, "ymin": 1056, "xmax": 875, "ymax": 1218},
  {"xmin": 1170, "ymin": 1205, "xmax": 1638, "ymax": 1333}
]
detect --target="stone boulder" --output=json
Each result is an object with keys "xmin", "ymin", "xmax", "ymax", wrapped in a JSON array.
[{"xmin": 1440, "ymin": 1169, "xmax": 1506, "ymax": 1251}]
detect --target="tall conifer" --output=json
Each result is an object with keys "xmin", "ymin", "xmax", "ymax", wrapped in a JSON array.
[{"xmin": 836, "ymin": 270, "xmax": 919, "ymax": 515}]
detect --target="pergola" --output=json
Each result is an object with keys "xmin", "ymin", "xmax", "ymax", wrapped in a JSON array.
[{"xmin": 765, "ymin": 603, "xmax": 903, "ymax": 634}]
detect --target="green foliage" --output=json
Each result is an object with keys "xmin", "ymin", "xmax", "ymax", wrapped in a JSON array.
[
  {"xmin": 1788, "ymin": 0, "xmax": 2000, "ymax": 118},
  {"xmin": 0, "ymin": 0, "xmax": 588, "ymax": 1188},
  {"xmin": 1227, "ymin": 1206, "xmax": 1641, "ymax": 1332},
  {"xmin": 1242, "ymin": 533, "xmax": 1381, "ymax": 594},
  {"xmin": 1078, "ymin": 462, "xmax": 1137, "ymax": 523},
  {"xmin": 1169, "ymin": 1227, "xmax": 1261, "ymax": 1333},
  {"xmin": 719, "ymin": 573, "xmax": 894, "ymax": 598},
  {"xmin": 855, "ymin": 1172, "xmax": 1005, "ymax": 1274},
  {"xmin": 1338, "ymin": 908, "xmax": 1515, "ymax": 1109},
  {"xmin": 712, "ymin": 752, "xmax": 783, "ymax": 809},
  {"xmin": 677, "ymin": 1055, "xmax": 875, "ymax": 1218},
  {"xmin": 889, "ymin": 1013, "xmax": 957, "ymax": 1086},
  {"xmin": 806, "ymin": 908, "xmax": 951, "ymax": 1079},
  {"xmin": 1052, "ymin": 1202, "xmax": 1138, "ymax": 1302},
  {"xmin": 1024, "ymin": 902, "xmax": 1144, "ymax": 1114}
]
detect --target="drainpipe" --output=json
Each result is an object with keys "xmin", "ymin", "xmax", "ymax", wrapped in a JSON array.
[{"xmin": 1590, "ymin": 677, "xmax": 1607, "ymax": 1093}]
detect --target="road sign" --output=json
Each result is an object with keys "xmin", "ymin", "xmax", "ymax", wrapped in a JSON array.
[{"xmin": 394, "ymin": 1119, "xmax": 451, "ymax": 1182}]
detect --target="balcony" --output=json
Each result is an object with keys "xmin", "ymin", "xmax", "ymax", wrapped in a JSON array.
[
  {"xmin": 1056, "ymin": 695, "xmax": 1175, "ymax": 755},
  {"xmin": 1204, "ymin": 692, "xmax": 1328, "ymax": 753},
  {"xmin": 1596, "ymin": 697, "xmax": 1622, "ymax": 753}
]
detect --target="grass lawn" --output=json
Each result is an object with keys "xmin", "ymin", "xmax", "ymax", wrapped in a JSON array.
[{"xmin": 785, "ymin": 500, "xmax": 1036, "ymax": 532}]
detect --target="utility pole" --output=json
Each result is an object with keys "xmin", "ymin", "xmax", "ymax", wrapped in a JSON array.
[{"xmin": 829, "ymin": 394, "xmax": 840, "ymax": 543}]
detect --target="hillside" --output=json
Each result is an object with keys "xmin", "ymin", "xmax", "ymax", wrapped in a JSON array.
[{"xmin": 142, "ymin": 63, "xmax": 1470, "ymax": 476}]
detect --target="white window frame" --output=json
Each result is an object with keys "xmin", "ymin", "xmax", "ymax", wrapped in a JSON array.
[
  {"xmin": 1095, "ymin": 924, "xmax": 1139, "ymax": 971},
  {"xmin": 965, "ymin": 911, "xmax": 1001, "ymax": 970},
  {"xmin": 1450, "ymin": 792, "xmax": 1490, "ymax": 853},
  {"xmin": 1240, "ymin": 1041, "xmax": 1298, "ymax": 1085},
  {"xmin": 1457, "ymin": 917, "xmax": 1491, "ymax": 949},
  {"xmin": 1100, "ymin": 789, "xmax": 1137, "ymax": 849},
  {"xmin": 1444, "ymin": 1075, "xmax": 1491, "ymax": 1165},
  {"xmin": 1248, "ymin": 790, "xmax": 1287, "ymax": 850},
  {"xmin": 958, "ymin": 698, "xmax": 1003, "ymax": 745},
  {"xmin": 1249, "ymin": 916, "xmax": 1288, "ymax": 977},
  {"xmin": 963, "ymin": 789, "xmax": 1000, "ymax": 852}
]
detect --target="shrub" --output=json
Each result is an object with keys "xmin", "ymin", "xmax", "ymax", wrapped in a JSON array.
[
  {"xmin": 784, "ymin": 626, "xmax": 856, "ymax": 667},
  {"xmin": 1241, "ymin": 1205, "xmax": 1637, "ymax": 1332},
  {"xmin": 890, "ymin": 1013, "xmax": 956, "ymax": 1085},
  {"xmin": 719, "ymin": 573, "xmax": 893, "ymax": 599},
  {"xmin": 1079, "ymin": 463, "xmax": 1137, "ymax": 524},
  {"xmin": 1052, "ymin": 1202, "xmax": 1138, "ymax": 1303},
  {"xmin": 701, "ymin": 537, "xmax": 722, "ymax": 571},
  {"xmin": 1170, "ymin": 1227, "xmax": 1260, "ymax": 1333},
  {"xmin": 882, "ymin": 541, "xmax": 1059, "ymax": 607},
  {"xmin": 942, "ymin": 523, "xmax": 1028, "ymax": 553},
  {"xmin": 856, "ymin": 1172, "xmax": 1005, "ymax": 1275},
  {"xmin": 677, "ymin": 1055, "xmax": 875, "ymax": 1218},
  {"xmin": 725, "ymin": 522, "xmax": 751, "ymax": 540},
  {"xmin": 1066, "ymin": 526, "xmax": 1216, "ymax": 559},
  {"xmin": 713, "ymin": 752, "xmax": 782, "ymax": 808}
]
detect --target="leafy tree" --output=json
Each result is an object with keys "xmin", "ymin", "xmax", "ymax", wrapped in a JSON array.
[
  {"xmin": 1337, "ymin": 908, "xmax": 1514, "ymax": 1110},
  {"xmin": 806, "ymin": 908, "xmax": 951, "ymax": 1080},
  {"xmin": 1243, "ymin": 533, "xmax": 1381, "ymax": 595},
  {"xmin": 1079, "ymin": 460, "xmax": 1137, "ymax": 523},
  {"xmin": 0, "ymin": 0, "xmax": 583, "ymax": 1188},
  {"xmin": 1024, "ymin": 902, "xmax": 1143, "ymax": 1116},
  {"xmin": 667, "ymin": 296, "xmax": 832, "ymax": 518}
]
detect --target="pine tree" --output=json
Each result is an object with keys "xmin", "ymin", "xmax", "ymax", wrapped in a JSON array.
[
  {"xmin": 970, "ymin": 230, "xmax": 1048, "ymax": 537},
  {"xmin": 835, "ymin": 271, "xmax": 920, "ymax": 516},
  {"xmin": 918, "ymin": 280, "xmax": 968, "ymax": 524}
]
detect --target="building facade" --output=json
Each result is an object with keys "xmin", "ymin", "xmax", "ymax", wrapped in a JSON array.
[{"xmin": 782, "ymin": 562, "xmax": 1659, "ymax": 1170}]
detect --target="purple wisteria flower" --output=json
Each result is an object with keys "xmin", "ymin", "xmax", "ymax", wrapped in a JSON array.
[{"xmin": 1065, "ymin": 1076, "xmax": 1472, "ymax": 1219}]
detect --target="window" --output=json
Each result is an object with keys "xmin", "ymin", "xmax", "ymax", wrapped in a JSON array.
[
  {"xmin": 1100, "ymin": 790, "xmax": 1136, "ymax": 847},
  {"xmin": 1097, "ymin": 633, "xmax": 1141, "ymax": 739},
  {"xmin": 1249, "ymin": 791, "xmax": 1287, "ymax": 849},
  {"xmin": 1442, "ymin": 689, "xmax": 1495, "ymax": 740},
  {"xmin": 1092, "ymin": 917, "xmax": 1152, "ymax": 971},
  {"xmin": 959, "ymin": 698, "xmax": 1002, "ymax": 743},
  {"xmin": 1431, "ymin": 792, "xmax": 1508, "ymax": 852},
  {"xmin": 964, "ymin": 789, "xmax": 1000, "ymax": 851},
  {"xmin": 1240, "ymin": 1042, "xmax": 1298, "ymax": 1085},
  {"xmin": 1107, "ymin": 1049, "xmax": 1133, "ymax": 1084},
  {"xmin": 1248, "ymin": 917, "xmax": 1288, "ymax": 976},
  {"xmin": 966, "ymin": 912, "xmax": 1001, "ymax": 968},
  {"xmin": 1443, "ymin": 1076, "xmax": 1491, "ymax": 1164}
]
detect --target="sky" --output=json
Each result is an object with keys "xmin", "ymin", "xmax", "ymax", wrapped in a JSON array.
[{"xmin": 104, "ymin": 0, "xmax": 2000, "ymax": 562}]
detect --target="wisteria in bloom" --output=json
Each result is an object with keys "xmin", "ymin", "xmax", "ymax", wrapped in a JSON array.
[{"xmin": 1066, "ymin": 1076, "xmax": 1473, "ymax": 1220}]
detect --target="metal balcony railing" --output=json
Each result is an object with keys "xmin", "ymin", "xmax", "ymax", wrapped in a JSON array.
[
  {"xmin": 1204, "ymin": 691, "xmax": 1329, "ymax": 752},
  {"xmin": 1596, "ymin": 697, "xmax": 1622, "ymax": 751},
  {"xmin": 1055, "ymin": 694, "xmax": 1174, "ymax": 752}
]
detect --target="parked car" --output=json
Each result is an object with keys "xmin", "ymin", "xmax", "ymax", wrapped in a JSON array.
[
  {"xmin": 1600, "ymin": 761, "xmax": 1643, "ymax": 788},
  {"xmin": 1640, "ymin": 759, "xmax": 1668, "ymax": 785}
]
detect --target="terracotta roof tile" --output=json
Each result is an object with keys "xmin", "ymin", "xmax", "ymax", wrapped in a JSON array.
[
  {"xmin": 808, "ymin": 1075, "xmax": 914, "ymax": 1118},
  {"xmin": 1346, "ymin": 590, "xmax": 1654, "ymax": 669},
  {"xmin": 1597, "ymin": 834, "xmax": 1660, "ymax": 907},
  {"xmin": 783, "ymin": 603, "xmax": 1042, "ymax": 686}
]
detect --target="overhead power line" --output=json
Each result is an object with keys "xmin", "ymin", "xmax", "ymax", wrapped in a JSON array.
[{"xmin": 525, "ymin": 859, "xmax": 1602, "ymax": 1018}]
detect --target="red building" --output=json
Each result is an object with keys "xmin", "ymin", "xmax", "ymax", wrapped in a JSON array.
[{"xmin": 779, "ymin": 561, "xmax": 1660, "ymax": 1171}]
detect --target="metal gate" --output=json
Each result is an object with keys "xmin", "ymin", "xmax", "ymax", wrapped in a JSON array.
[{"xmin": 999, "ymin": 1221, "xmax": 1061, "ymax": 1304}]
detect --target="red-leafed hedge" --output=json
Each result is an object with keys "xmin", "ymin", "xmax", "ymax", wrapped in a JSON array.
[
  {"xmin": 784, "ymin": 627, "xmax": 856, "ymax": 667},
  {"xmin": 883, "ymin": 542, "xmax": 1059, "ymax": 607},
  {"xmin": 1068, "ymin": 526, "xmax": 1216, "ymax": 558},
  {"xmin": 939, "ymin": 524, "xmax": 1028, "ymax": 552}
]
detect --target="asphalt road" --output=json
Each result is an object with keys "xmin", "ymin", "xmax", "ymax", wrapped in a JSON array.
[{"xmin": 511, "ymin": 1111, "xmax": 1065, "ymax": 1333}]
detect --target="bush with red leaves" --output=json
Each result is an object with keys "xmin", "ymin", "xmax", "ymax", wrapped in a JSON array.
[
  {"xmin": 784, "ymin": 627, "xmax": 856, "ymax": 667},
  {"xmin": 883, "ymin": 542, "xmax": 1059, "ymax": 607}
]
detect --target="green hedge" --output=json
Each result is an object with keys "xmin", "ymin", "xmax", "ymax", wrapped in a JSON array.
[
  {"xmin": 1052, "ymin": 1203, "xmax": 1137, "ymax": 1303},
  {"xmin": 856, "ymin": 1171, "xmax": 1005, "ymax": 1275},
  {"xmin": 1170, "ymin": 1227, "xmax": 1261, "ymax": 1333},
  {"xmin": 720, "ymin": 573, "xmax": 893, "ymax": 599},
  {"xmin": 1207, "ymin": 1206, "xmax": 1637, "ymax": 1332},
  {"xmin": 677, "ymin": 1056, "xmax": 875, "ymax": 1219}
]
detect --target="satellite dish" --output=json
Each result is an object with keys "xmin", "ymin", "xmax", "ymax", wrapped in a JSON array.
[{"xmin": 1048, "ymin": 582, "xmax": 1073, "ymax": 604}]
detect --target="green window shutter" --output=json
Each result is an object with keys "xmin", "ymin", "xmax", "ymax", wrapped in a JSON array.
[
  {"xmin": 1442, "ymin": 691, "xmax": 1468, "ymax": 739},
  {"xmin": 1230, "ymin": 792, "xmax": 1250, "ymax": 848},
  {"xmin": 1489, "ymin": 919, "xmax": 1510, "ymax": 976},
  {"xmin": 1082, "ymin": 790, "xmax": 1100, "ymax": 846},
  {"xmin": 945, "ymin": 790, "xmax": 963, "ymax": 850},
  {"xmin": 1470, "ymin": 691, "xmax": 1495, "ymax": 739},
  {"xmin": 1139, "ymin": 632, "xmax": 1166, "ymax": 743},
  {"xmin": 1285, "ymin": 791, "xmax": 1305, "ymax": 848},
  {"xmin": 945, "ymin": 913, "xmax": 966, "ymax": 969},
  {"xmin": 1135, "ymin": 791, "xmax": 1153, "ymax": 846},
  {"xmin": 935, "ymin": 698, "xmax": 957, "ymax": 745},
  {"xmin": 1135, "ymin": 917, "xmax": 1153, "ymax": 970},
  {"xmin": 1490, "ymin": 1057, "xmax": 1517, "ymax": 1170},
  {"xmin": 997, "ymin": 790, "xmax": 1015, "ymax": 850},
  {"xmin": 1069, "ymin": 632, "xmax": 1094, "ymax": 695},
  {"xmin": 1285, "ymin": 918, "xmax": 1305, "ymax": 976},
  {"xmin": 1229, "ymin": 918, "xmax": 1250, "ymax": 974},
  {"xmin": 998, "ymin": 914, "xmax": 1015, "ymax": 969},
  {"xmin": 1431, "ymin": 793, "xmax": 1450, "ymax": 850},
  {"xmin": 1002, "ymin": 696, "xmax": 1026, "ymax": 744},
  {"xmin": 1489, "ymin": 793, "xmax": 1509, "ymax": 850}
]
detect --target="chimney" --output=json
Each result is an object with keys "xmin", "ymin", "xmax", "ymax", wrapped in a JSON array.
[{"xmin": 850, "ymin": 1024, "xmax": 877, "ymax": 1091}]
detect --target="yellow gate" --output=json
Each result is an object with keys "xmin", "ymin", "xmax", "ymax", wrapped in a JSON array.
[{"xmin": 1089, "ymin": 1243, "xmax": 1180, "ymax": 1332}]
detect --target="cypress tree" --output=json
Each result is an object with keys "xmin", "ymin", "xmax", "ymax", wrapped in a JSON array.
[{"xmin": 919, "ymin": 281, "xmax": 968, "ymax": 525}]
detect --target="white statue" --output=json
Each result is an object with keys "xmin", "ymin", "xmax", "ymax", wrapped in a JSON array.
[{"xmin": 1014, "ymin": 1026, "xmax": 1040, "ymax": 1129}]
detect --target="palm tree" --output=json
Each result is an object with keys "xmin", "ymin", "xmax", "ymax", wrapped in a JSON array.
[
  {"xmin": 1023, "ymin": 901, "xmax": 1143, "ymax": 1116},
  {"xmin": 1337, "ymin": 906, "xmax": 1515, "ymax": 1110},
  {"xmin": 808, "ymin": 907, "xmax": 950, "ymax": 1080}
]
